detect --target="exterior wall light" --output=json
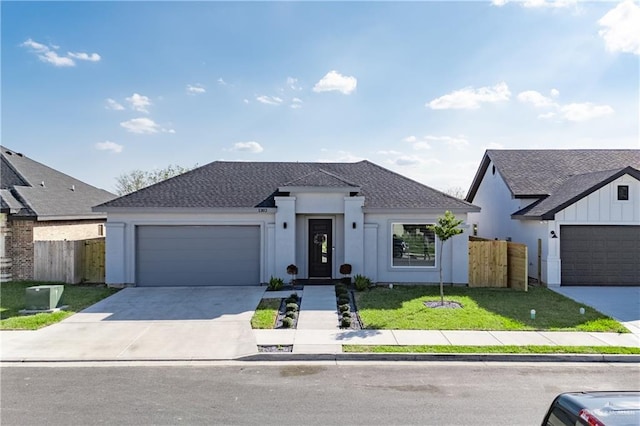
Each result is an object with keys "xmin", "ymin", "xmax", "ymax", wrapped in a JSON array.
[
  {"xmin": 283, "ymin": 222, "xmax": 287, "ymax": 229},
  {"xmin": 352, "ymin": 222, "xmax": 357, "ymax": 229},
  {"xmin": 550, "ymin": 230, "xmax": 558, "ymax": 238}
]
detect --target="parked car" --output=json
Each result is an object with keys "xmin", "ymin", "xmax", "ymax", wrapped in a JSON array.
[
  {"xmin": 393, "ymin": 236, "xmax": 408, "ymax": 258},
  {"xmin": 541, "ymin": 391, "xmax": 640, "ymax": 426}
]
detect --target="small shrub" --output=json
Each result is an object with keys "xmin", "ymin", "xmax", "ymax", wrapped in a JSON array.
[
  {"xmin": 338, "ymin": 304, "xmax": 350, "ymax": 313},
  {"xmin": 353, "ymin": 274, "xmax": 371, "ymax": 291},
  {"xmin": 285, "ymin": 297, "xmax": 297, "ymax": 304},
  {"xmin": 286, "ymin": 264, "xmax": 298, "ymax": 275},
  {"xmin": 267, "ymin": 276, "xmax": 284, "ymax": 291},
  {"xmin": 285, "ymin": 311, "xmax": 297, "ymax": 319},
  {"xmin": 285, "ymin": 303, "xmax": 298, "ymax": 312},
  {"xmin": 282, "ymin": 317, "xmax": 294, "ymax": 328},
  {"xmin": 288, "ymin": 293, "xmax": 299, "ymax": 301},
  {"xmin": 341, "ymin": 317, "xmax": 352, "ymax": 328},
  {"xmin": 337, "ymin": 295, "xmax": 350, "ymax": 305},
  {"xmin": 342, "ymin": 311, "xmax": 351, "ymax": 319},
  {"xmin": 341, "ymin": 277, "xmax": 351, "ymax": 285}
]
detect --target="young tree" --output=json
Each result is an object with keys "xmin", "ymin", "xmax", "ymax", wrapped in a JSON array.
[
  {"xmin": 428, "ymin": 210, "xmax": 464, "ymax": 305},
  {"xmin": 115, "ymin": 164, "xmax": 196, "ymax": 195}
]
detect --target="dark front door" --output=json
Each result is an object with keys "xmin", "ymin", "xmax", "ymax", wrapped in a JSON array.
[{"xmin": 308, "ymin": 219, "xmax": 332, "ymax": 278}]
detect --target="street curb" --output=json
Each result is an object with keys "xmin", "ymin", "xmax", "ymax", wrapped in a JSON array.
[
  {"xmin": 238, "ymin": 353, "xmax": 640, "ymax": 363},
  {"xmin": 3, "ymin": 354, "xmax": 639, "ymax": 365}
]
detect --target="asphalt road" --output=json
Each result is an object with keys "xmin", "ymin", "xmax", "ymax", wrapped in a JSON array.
[{"xmin": 1, "ymin": 362, "xmax": 638, "ymax": 425}]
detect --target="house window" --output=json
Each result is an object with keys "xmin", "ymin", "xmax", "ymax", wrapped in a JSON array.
[
  {"xmin": 391, "ymin": 223, "xmax": 436, "ymax": 267},
  {"xmin": 617, "ymin": 185, "xmax": 629, "ymax": 201}
]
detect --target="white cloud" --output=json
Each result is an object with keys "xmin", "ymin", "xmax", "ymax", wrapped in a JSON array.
[
  {"xmin": 120, "ymin": 117, "xmax": 160, "ymax": 134},
  {"xmin": 538, "ymin": 111, "xmax": 557, "ymax": 119},
  {"xmin": 312, "ymin": 70, "xmax": 357, "ymax": 95},
  {"xmin": 377, "ymin": 150, "xmax": 403, "ymax": 155},
  {"xmin": 424, "ymin": 135, "xmax": 469, "ymax": 150},
  {"xmin": 392, "ymin": 156, "xmax": 423, "ymax": 166},
  {"xmin": 427, "ymin": 82, "xmax": 511, "ymax": 109},
  {"xmin": 598, "ymin": 0, "xmax": 640, "ymax": 55},
  {"xmin": 522, "ymin": 0, "xmax": 577, "ymax": 9},
  {"xmin": 67, "ymin": 51, "xmax": 101, "ymax": 62},
  {"xmin": 287, "ymin": 77, "xmax": 302, "ymax": 91},
  {"xmin": 491, "ymin": 0, "xmax": 509, "ymax": 6},
  {"xmin": 126, "ymin": 93, "xmax": 152, "ymax": 113},
  {"xmin": 105, "ymin": 98, "xmax": 125, "ymax": 110},
  {"xmin": 243, "ymin": 99, "xmax": 250, "ymax": 104},
  {"xmin": 217, "ymin": 77, "xmax": 227, "ymax": 85},
  {"xmin": 403, "ymin": 135, "xmax": 417, "ymax": 143},
  {"xmin": 550, "ymin": 88, "xmax": 560, "ymax": 98},
  {"xmin": 517, "ymin": 90, "xmax": 556, "ymax": 107},
  {"xmin": 20, "ymin": 38, "xmax": 100, "ymax": 67},
  {"xmin": 95, "ymin": 141, "xmax": 123, "ymax": 153},
  {"xmin": 40, "ymin": 51, "xmax": 75, "ymax": 67},
  {"xmin": 21, "ymin": 38, "xmax": 48, "ymax": 52},
  {"xmin": 186, "ymin": 84, "xmax": 206, "ymax": 94},
  {"xmin": 290, "ymin": 98, "xmax": 303, "ymax": 109},
  {"xmin": 230, "ymin": 141, "xmax": 264, "ymax": 153},
  {"xmin": 559, "ymin": 103, "xmax": 614, "ymax": 121},
  {"xmin": 256, "ymin": 95, "xmax": 283, "ymax": 105}
]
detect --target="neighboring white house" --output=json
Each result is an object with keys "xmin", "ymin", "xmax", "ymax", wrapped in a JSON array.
[
  {"xmin": 466, "ymin": 149, "xmax": 640, "ymax": 287},
  {"xmin": 94, "ymin": 160, "xmax": 479, "ymax": 287}
]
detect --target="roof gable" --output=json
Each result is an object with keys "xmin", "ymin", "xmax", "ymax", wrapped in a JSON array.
[
  {"xmin": 512, "ymin": 166, "xmax": 640, "ymax": 219},
  {"xmin": 97, "ymin": 160, "xmax": 479, "ymax": 212},
  {"xmin": 1, "ymin": 146, "xmax": 116, "ymax": 219}
]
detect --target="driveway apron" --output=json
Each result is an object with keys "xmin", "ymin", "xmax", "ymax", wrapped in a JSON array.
[
  {"xmin": 1, "ymin": 287, "xmax": 266, "ymax": 361},
  {"xmin": 551, "ymin": 286, "xmax": 640, "ymax": 336}
]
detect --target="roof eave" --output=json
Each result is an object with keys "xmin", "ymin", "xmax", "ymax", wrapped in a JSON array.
[
  {"xmin": 364, "ymin": 206, "xmax": 479, "ymax": 215},
  {"xmin": 278, "ymin": 186, "xmax": 361, "ymax": 193},
  {"xmin": 94, "ymin": 206, "xmax": 277, "ymax": 214}
]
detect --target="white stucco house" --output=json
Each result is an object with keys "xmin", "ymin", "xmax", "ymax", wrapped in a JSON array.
[
  {"xmin": 466, "ymin": 150, "xmax": 640, "ymax": 287},
  {"xmin": 94, "ymin": 160, "xmax": 479, "ymax": 287}
]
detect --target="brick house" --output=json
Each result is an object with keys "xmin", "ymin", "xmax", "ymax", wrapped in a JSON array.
[{"xmin": 1, "ymin": 146, "xmax": 116, "ymax": 281}]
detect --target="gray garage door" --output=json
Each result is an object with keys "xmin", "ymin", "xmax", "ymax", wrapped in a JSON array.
[
  {"xmin": 136, "ymin": 225, "xmax": 260, "ymax": 286},
  {"xmin": 560, "ymin": 225, "xmax": 640, "ymax": 286}
]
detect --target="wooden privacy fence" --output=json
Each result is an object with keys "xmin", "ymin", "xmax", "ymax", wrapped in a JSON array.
[
  {"xmin": 34, "ymin": 238, "xmax": 105, "ymax": 284},
  {"xmin": 468, "ymin": 236, "xmax": 528, "ymax": 291}
]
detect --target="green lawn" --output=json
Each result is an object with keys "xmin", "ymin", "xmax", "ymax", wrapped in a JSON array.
[
  {"xmin": 0, "ymin": 281, "xmax": 119, "ymax": 330},
  {"xmin": 355, "ymin": 285, "xmax": 628, "ymax": 333},
  {"xmin": 343, "ymin": 345, "xmax": 640, "ymax": 354},
  {"xmin": 251, "ymin": 298, "xmax": 281, "ymax": 329}
]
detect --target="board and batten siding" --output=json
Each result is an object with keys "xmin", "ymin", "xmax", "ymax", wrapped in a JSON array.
[{"xmin": 554, "ymin": 175, "xmax": 639, "ymax": 224}]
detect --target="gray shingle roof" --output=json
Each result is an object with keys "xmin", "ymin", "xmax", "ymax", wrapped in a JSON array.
[
  {"xmin": 97, "ymin": 160, "xmax": 479, "ymax": 212},
  {"xmin": 1, "ymin": 146, "xmax": 116, "ymax": 219},
  {"xmin": 466, "ymin": 149, "xmax": 640, "ymax": 219}
]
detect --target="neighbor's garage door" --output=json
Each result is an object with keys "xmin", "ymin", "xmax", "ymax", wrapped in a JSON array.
[
  {"xmin": 136, "ymin": 225, "xmax": 260, "ymax": 286},
  {"xmin": 560, "ymin": 225, "xmax": 640, "ymax": 286}
]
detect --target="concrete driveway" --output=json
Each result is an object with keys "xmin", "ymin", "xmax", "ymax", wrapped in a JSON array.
[
  {"xmin": 1, "ymin": 286, "xmax": 266, "ymax": 361},
  {"xmin": 551, "ymin": 286, "xmax": 640, "ymax": 336}
]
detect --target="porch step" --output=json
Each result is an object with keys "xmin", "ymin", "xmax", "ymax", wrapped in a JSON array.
[{"xmin": 296, "ymin": 285, "xmax": 338, "ymax": 330}]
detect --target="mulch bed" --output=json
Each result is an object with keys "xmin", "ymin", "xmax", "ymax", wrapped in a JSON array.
[{"xmin": 337, "ymin": 287, "xmax": 363, "ymax": 330}]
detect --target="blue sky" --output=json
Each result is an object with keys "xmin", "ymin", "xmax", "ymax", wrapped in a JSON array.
[{"xmin": 2, "ymin": 0, "xmax": 638, "ymax": 194}]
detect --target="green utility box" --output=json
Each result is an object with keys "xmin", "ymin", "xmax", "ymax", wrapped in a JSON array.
[{"xmin": 25, "ymin": 285, "xmax": 64, "ymax": 310}]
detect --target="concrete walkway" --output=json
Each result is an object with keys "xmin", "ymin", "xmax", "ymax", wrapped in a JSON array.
[{"xmin": 1, "ymin": 285, "xmax": 639, "ymax": 363}]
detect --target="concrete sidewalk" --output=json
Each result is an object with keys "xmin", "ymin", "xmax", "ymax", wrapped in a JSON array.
[{"xmin": 1, "ymin": 285, "xmax": 638, "ymax": 363}]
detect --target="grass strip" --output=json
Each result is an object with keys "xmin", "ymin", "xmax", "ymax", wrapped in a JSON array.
[
  {"xmin": 1, "ymin": 281, "xmax": 119, "ymax": 330},
  {"xmin": 251, "ymin": 298, "xmax": 281, "ymax": 329},
  {"xmin": 343, "ymin": 345, "xmax": 640, "ymax": 354}
]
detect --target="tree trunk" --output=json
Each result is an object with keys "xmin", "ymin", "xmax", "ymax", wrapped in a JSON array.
[{"xmin": 439, "ymin": 240, "xmax": 444, "ymax": 305}]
